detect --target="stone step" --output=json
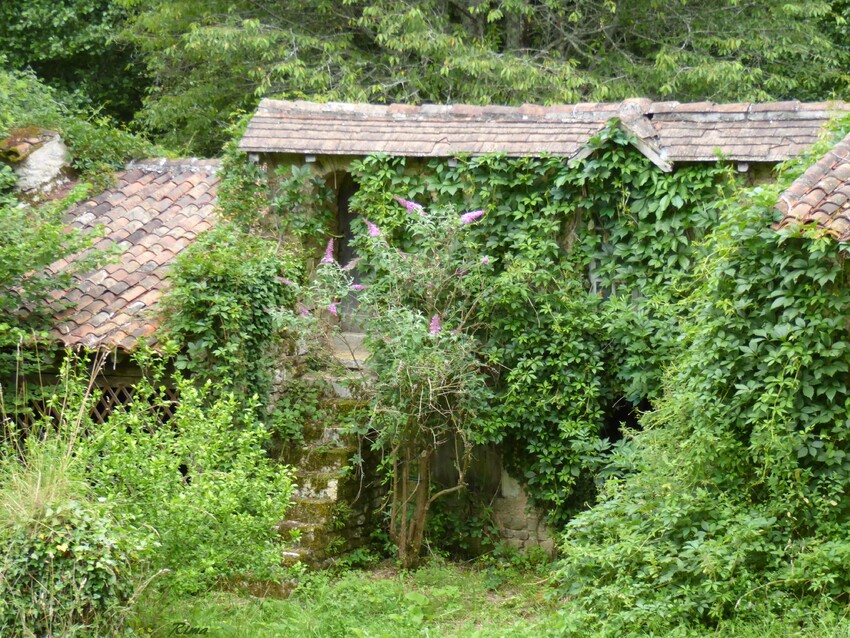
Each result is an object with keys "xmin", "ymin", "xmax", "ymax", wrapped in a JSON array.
[
  {"xmin": 281, "ymin": 548, "xmax": 313, "ymax": 567},
  {"xmin": 292, "ymin": 471, "xmax": 342, "ymax": 500},
  {"xmin": 287, "ymin": 498, "xmax": 335, "ymax": 522},
  {"xmin": 286, "ymin": 444, "xmax": 355, "ymax": 473},
  {"xmin": 300, "ymin": 421, "xmax": 349, "ymax": 445},
  {"xmin": 278, "ymin": 519, "xmax": 332, "ymax": 550},
  {"xmin": 331, "ymin": 332, "xmax": 369, "ymax": 370}
]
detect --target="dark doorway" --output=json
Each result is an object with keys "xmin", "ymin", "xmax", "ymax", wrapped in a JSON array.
[{"xmin": 336, "ymin": 173, "xmax": 362, "ymax": 331}]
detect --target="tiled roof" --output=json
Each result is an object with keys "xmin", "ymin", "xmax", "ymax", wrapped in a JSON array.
[
  {"xmin": 776, "ymin": 133, "xmax": 850, "ymax": 241},
  {"xmin": 47, "ymin": 159, "xmax": 220, "ymax": 350},
  {"xmin": 239, "ymin": 99, "xmax": 850, "ymax": 168}
]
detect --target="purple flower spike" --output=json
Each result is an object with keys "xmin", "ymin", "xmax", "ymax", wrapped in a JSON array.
[
  {"xmin": 364, "ymin": 219, "xmax": 381, "ymax": 237},
  {"xmin": 481, "ymin": 257, "xmax": 490, "ymax": 265},
  {"xmin": 429, "ymin": 314, "xmax": 442, "ymax": 335},
  {"xmin": 298, "ymin": 306, "xmax": 311, "ymax": 316},
  {"xmin": 350, "ymin": 283, "xmax": 366, "ymax": 291},
  {"xmin": 394, "ymin": 196, "xmax": 424, "ymax": 214},
  {"xmin": 342, "ymin": 257, "xmax": 362, "ymax": 271},
  {"xmin": 460, "ymin": 209, "xmax": 485, "ymax": 225},
  {"xmin": 328, "ymin": 302, "xmax": 338, "ymax": 316},
  {"xmin": 320, "ymin": 238, "xmax": 335, "ymax": 264},
  {"xmin": 277, "ymin": 276, "xmax": 296, "ymax": 286}
]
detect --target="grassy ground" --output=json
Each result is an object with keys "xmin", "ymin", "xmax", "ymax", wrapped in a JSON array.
[
  {"xmin": 130, "ymin": 559, "xmax": 558, "ymax": 638},
  {"xmin": 129, "ymin": 558, "xmax": 850, "ymax": 638}
]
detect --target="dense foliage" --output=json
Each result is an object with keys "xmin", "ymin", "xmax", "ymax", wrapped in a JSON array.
[
  {"xmin": 335, "ymin": 128, "xmax": 732, "ymax": 523},
  {"xmin": 6, "ymin": 2, "xmax": 850, "ymax": 631},
  {"xmin": 0, "ymin": 439, "xmax": 144, "ymax": 636},
  {"xmin": 0, "ymin": 59, "xmax": 155, "ymax": 180},
  {"xmin": 77, "ymin": 358, "xmax": 296, "ymax": 594},
  {"xmin": 0, "ymin": 0, "xmax": 145, "ymax": 120},
  {"xmin": 551, "ymin": 124, "xmax": 850, "ymax": 635},
  {"xmin": 160, "ymin": 222, "xmax": 299, "ymax": 407},
  {"xmin": 1, "ymin": 353, "xmax": 295, "ymax": 635}
]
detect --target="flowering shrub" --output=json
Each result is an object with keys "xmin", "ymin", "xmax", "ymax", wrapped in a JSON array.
[
  {"xmin": 343, "ymin": 128, "xmax": 733, "ymax": 525},
  {"xmin": 305, "ymin": 202, "xmax": 493, "ymax": 567}
]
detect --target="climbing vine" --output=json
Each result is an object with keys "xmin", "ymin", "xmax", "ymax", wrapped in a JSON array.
[
  {"xmin": 342, "ymin": 125, "xmax": 735, "ymax": 523},
  {"xmin": 159, "ymin": 137, "xmax": 311, "ymax": 412},
  {"xmin": 219, "ymin": 122, "xmax": 735, "ymax": 537},
  {"xmin": 160, "ymin": 221, "xmax": 301, "ymax": 409},
  {"xmin": 553, "ymin": 120, "xmax": 850, "ymax": 634}
]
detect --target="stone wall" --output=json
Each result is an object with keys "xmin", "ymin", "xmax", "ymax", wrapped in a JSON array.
[
  {"xmin": 491, "ymin": 469, "xmax": 556, "ymax": 556},
  {"xmin": 272, "ymin": 371, "xmax": 384, "ymax": 567},
  {"xmin": 272, "ymin": 354, "xmax": 557, "ymax": 565}
]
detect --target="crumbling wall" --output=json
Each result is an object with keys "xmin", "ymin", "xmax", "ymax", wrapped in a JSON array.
[{"xmin": 492, "ymin": 470, "xmax": 556, "ymax": 555}]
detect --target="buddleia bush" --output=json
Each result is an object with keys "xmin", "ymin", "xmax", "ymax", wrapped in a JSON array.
[{"xmin": 553, "ymin": 137, "xmax": 850, "ymax": 634}]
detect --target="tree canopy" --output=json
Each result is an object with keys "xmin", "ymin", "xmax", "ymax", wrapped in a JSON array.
[{"xmin": 8, "ymin": 0, "xmax": 837, "ymax": 154}]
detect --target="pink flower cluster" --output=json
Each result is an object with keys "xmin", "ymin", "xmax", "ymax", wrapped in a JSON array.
[
  {"xmin": 342, "ymin": 257, "xmax": 361, "ymax": 271},
  {"xmin": 394, "ymin": 196, "xmax": 424, "ymax": 214},
  {"xmin": 429, "ymin": 314, "xmax": 442, "ymax": 335},
  {"xmin": 350, "ymin": 284, "xmax": 366, "ymax": 291},
  {"xmin": 320, "ymin": 238, "xmax": 335, "ymax": 264},
  {"xmin": 364, "ymin": 219, "xmax": 381, "ymax": 237},
  {"xmin": 460, "ymin": 209, "xmax": 485, "ymax": 225}
]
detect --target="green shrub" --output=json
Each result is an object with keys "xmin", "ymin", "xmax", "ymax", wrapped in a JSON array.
[
  {"xmin": 77, "ymin": 361, "xmax": 296, "ymax": 595},
  {"xmin": 0, "ymin": 439, "xmax": 144, "ymax": 637},
  {"xmin": 161, "ymin": 223, "xmax": 300, "ymax": 407},
  {"xmin": 0, "ymin": 57, "xmax": 158, "ymax": 187},
  {"xmin": 552, "ymin": 125, "xmax": 850, "ymax": 635}
]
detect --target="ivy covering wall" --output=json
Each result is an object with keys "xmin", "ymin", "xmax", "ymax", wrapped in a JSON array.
[
  {"xmin": 341, "ymin": 125, "xmax": 733, "ymax": 523},
  {"xmin": 246, "ymin": 124, "xmax": 733, "ymax": 525}
]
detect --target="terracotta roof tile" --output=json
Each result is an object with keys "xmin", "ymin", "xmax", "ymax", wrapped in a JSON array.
[
  {"xmin": 239, "ymin": 99, "xmax": 850, "ymax": 166},
  {"xmin": 48, "ymin": 159, "xmax": 220, "ymax": 351},
  {"xmin": 776, "ymin": 133, "xmax": 850, "ymax": 242}
]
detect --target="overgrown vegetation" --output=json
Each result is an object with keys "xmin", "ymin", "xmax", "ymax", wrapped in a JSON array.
[
  {"xmin": 0, "ymin": 59, "xmax": 158, "ymax": 413},
  {"xmin": 160, "ymin": 222, "xmax": 299, "ymax": 408},
  {"xmin": 0, "ymin": 353, "xmax": 295, "ymax": 636},
  {"xmin": 336, "ymin": 128, "xmax": 734, "ymax": 524},
  {"xmin": 9, "ymin": 1, "xmax": 846, "ymax": 154},
  {"xmin": 0, "ymin": 58, "xmax": 156, "ymax": 182},
  {"xmin": 130, "ymin": 559, "xmax": 557, "ymax": 638},
  {"xmin": 6, "ymin": 5, "xmax": 850, "ymax": 633},
  {"xmin": 552, "ymin": 123, "xmax": 850, "ymax": 635}
]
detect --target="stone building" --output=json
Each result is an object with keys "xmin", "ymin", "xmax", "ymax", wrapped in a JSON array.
[{"xmin": 236, "ymin": 98, "xmax": 850, "ymax": 553}]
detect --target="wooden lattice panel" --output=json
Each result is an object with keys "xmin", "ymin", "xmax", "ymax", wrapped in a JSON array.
[
  {"xmin": 91, "ymin": 384, "xmax": 135, "ymax": 424},
  {"xmin": 15, "ymin": 383, "xmax": 179, "ymax": 427}
]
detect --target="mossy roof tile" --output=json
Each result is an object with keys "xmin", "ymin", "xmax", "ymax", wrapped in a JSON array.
[{"xmin": 48, "ymin": 159, "xmax": 220, "ymax": 351}]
